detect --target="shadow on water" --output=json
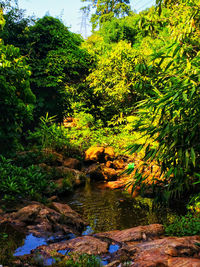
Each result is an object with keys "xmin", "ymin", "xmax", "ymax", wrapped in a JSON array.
[{"xmin": 64, "ymin": 181, "xmax": 186, "ymax": 233}]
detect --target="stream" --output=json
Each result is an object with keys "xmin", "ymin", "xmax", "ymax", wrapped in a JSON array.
[
  {"xmin": 64, "ymin": 181, "xmax": 185, "ymax": 233},
  {"xmin": 0, "ymin": 181, "xmax": 186, "ymax": 265}
]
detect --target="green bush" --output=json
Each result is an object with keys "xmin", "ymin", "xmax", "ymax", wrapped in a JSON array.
[
  {"xmin": 0, "ymin": 42, "xmax": 35, "ymax": 155},
  {"xmin": 165, "ymin": 213, "xmax": 200, "ymax": 236},
  {"xmin": 27, "ymin": 114, "xmax": 71, "ymax": 152},
  {"xmin": 0, "ymin": 155, "xmax": 55, "ymax": 201}
]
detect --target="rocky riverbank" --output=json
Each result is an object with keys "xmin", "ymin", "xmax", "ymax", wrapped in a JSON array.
[{"xmin": 0, "ymin": 146, "xmax": 199, "ymax": 266}]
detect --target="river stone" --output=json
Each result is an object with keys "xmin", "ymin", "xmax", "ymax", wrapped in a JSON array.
[
  {"xmin": 128, "ymin": 235, "xmax": 200, "ymax": 267},
  {"xmin": 95, "ymin": 224, "xmax": 164, "ymax": 242},
  {"xmin": 36, "ymin": 236, "xmax": 109, "ymax": 255}
]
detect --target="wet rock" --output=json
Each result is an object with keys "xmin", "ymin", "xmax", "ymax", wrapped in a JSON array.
[
  {"xmin": 95, "ymin": 224, "xmax": 164, "ymax": 242},
  {"xmin": 1, "ymin": 202, "xmax": 86, "ymax": 237},
  {"xmin": 129, "ymin": 235, "xmax": 200, "ymax": 267},
  {"xmin": 85, "ymin": 146, "xmax": 105, "ymax": 162},
  {"xmin": 63, "ymin": 158, "xmax": 82, "ymax": 170},
  {"xmin": 36, "ymin": 236, "xmax": 109, "ymax": 255},
  {"xmin": 102, "ymin": 167, "xmax": 118, "ymax": 181},
  {"xmin": 85, "ymin": 163, "xmax": 105, "ymax": 180}
]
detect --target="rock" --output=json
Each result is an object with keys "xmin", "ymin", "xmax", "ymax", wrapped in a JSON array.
[
  {"xmin": 102, "ymin": 167, "xmax": 118, "ymax": 181},
  {"xmin": 85, "ymin": 163, "xmax": 105, "ymax": 180},
  {"xmin": 42, "ymin": 149, "xmax": 63, "ymax": 165},
  {"xmin": 95, "ymin": 224, "xmax": 164, "ymax": 242},
  {"xmin": 104, "ymin": 147, "xmax": 115, "ymax": 161},
  {"xmin": 36, "ymin": 236, "xmax": 109, "ymax": 256},
  {"xmin": 85, "ymin": 147, "xmax": 105, "ymax": 162},
  {"xmin": 47, "ymin": 195, "xmax": 58, "ymax": 202},
  {"xmin": 1, "ymin": 202, "xmax": 86, "ymax": 237},
  {"xmin": 38, "ymin": 163, "xmax": 52, "ymax": 172},
  {"xmin": 55, "ymin": 167, "xmax": 86, "ymax": 186},
  {"xmin": 112, "ymin": 159, "xmax": 125, "ymax": 169},
  {"xmin": 129, "ymin": 235, "xmax": 200, "ymax": 267},
  {"xmin": 54, "ymin": 178, "xmax": 65, "ymax": 190},
  {"xmin": 167, "ymin": 257, "xmax": 200, "ymax": 267},
  {"xmin": 105, "ymin": 260, "xmax": 121, "ymax": 267},
  {"xmin": 63, "ymin": 158, "xmax": 82, "ymax": 170}
]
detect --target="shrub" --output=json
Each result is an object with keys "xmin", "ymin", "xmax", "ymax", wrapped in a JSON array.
[
  {"xmin": 0, "ymin": 155, "xmax": 55, "ymax": 201},
  {"xmin": 165, "ymin": 213, "xmax": 200, "ymax": 236}
]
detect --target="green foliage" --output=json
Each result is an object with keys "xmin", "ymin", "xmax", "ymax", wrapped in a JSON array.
[
  {"xmin": 187, "ymin": 193, "xmax": 200, "ymax": 213},
  {"xmin": 0, "ymin": 155, "xmax": 54, "ymax": 201},
  {"xmin": 125, "ymin": 0, "xmax": 200, "ymax": 202},
  {"xmin": 25, "ymin": 16, "xmax": 92, "ymax": 123},
  {"xmin": 27, "ymin": 114, "xmax": 71, "ymax": 151},
  {"xmin": 0, "ymin": 42, "xmax": 35, "ymax": 154},
  {"xmin": 55, "ymin": 252, "xmax": 102, "ymax": 267},
  {"xmin": 85, "ymin": 41, "xmax": 152, "ymax": 122},
  {"xmin": 165, "ymin": 213, "xmax": 200, "ymax": 236},
  {"xmin": 0, "ymin": 7, "xmax": 34, "ymax": 51},
  {"xmin": 0, "ymin": 7, "xmax": 5, "ymax": 30},
  {"xmin": 81, "ymin": 0, "xmax": 131, "ymax": 31}
]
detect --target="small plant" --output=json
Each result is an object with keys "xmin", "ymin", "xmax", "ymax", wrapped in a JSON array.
[
  {"xmin": 165, "ymin": 213, "xmax": 200, "ymax": 236},
  {"xmin": 0, "ymin": 155, "xmax": 55, "ymax": 201},
  {"xmin": 27, "ymin": 113, "xmax": 71, "ymax": 152},
  {"xmin": 55, "ymin": 252, "xmax": 102, "ymax": 267}
]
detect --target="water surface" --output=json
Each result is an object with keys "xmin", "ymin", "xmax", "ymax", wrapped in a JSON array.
[{"xmin": 64, "ymin": 181, "xmax": 185, "ymax": 233}]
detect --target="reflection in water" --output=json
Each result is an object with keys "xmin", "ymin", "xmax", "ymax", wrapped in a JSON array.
[
  {"xmin": 14, "ymin": 234, "xmax": 47, "ymax": 256},
  {"xmin": 109, "ymin": 244, "xmax": 120, "ymax": 253},
  {"xmin": 64, "ymin": 181, "xmax": 185, "ymax": 233}
]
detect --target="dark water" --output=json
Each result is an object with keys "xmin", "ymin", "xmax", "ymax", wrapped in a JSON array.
[{"xmin": 63, "ymin": 181, "xmax": 185, "ymax": 233}]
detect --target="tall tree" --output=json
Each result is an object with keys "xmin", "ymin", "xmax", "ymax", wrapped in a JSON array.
[{"xmin": 81, "ymin": 0, "xmax": 131, "ymax": 30}]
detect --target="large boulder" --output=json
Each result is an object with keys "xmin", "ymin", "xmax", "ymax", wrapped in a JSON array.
[
  {"xmin": 95, "ymin": 224, "xmax": 164, "ymax": 243},
  {"xmin": 1, "ymin": 202, "xmax": 87, "ymax": 237},
  {"xmin": 85, "ymin": 147, "xmax": 105, "ymax": 162},
  {"xmin": 128, "ymin": 235, "xmax": 200, "ymax": 267},
  {"xmin": 36, "ymin": 236, "xmax": 109, "ymax": 256},
  {"xmin": 104, "ymin": 147, "xmax": 115, "ymax": 161},
  {"xmin": 85, "ymin": 146, "xmax": 116, "ymax": 163}
]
